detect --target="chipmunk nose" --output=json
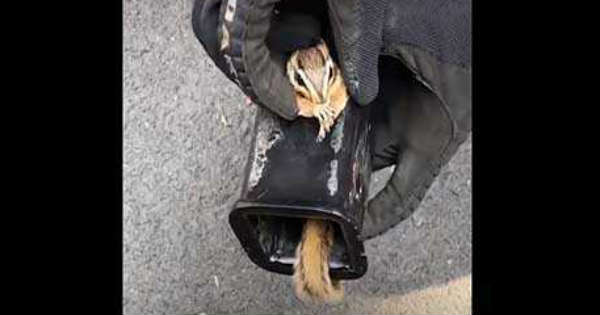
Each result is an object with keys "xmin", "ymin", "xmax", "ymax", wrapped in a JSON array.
[
  {"xmin": 308, "ymin": 84, "xmax": 326, "ymax": 104},
  {"xmin": 318, "ymin": 92, "xmax": 327, "ymax": 104}
]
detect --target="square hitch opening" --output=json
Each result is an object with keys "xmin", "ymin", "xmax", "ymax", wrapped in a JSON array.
[{"xmin": 229, "ymin": 203, "xmax": 367, "ymax": 280}]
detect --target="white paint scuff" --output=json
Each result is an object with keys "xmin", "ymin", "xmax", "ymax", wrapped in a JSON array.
[
  {"xmin": 327, "ymin": 159, "xmax": 338, "ymax": 196},
  {"xmin": 247, "ymin": 110, "xmax": 283, "ymax": 190},
  {"xmin": 329, "ymin": 111, "xmax": 344, "ymax": 154}
]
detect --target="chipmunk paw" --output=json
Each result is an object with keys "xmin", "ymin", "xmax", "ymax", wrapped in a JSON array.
[{"xmin": 314, "ymin": 103, "xmax": 336, "ymax": 142}]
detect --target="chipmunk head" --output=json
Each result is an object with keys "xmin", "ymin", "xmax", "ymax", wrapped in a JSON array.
[{"xmin": 287, "ymin": 39, "xmax": 337, "ymax": 105}]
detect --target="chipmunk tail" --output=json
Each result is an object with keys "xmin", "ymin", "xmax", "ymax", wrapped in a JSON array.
[{"xmin": 292, "ymin": 219, "xmax": 344, "ymax": 304}]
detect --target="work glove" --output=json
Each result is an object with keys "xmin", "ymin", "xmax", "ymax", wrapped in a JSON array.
[{"xmin": 361, "ymin": 0, "xmax": 471, "ymax": 239}]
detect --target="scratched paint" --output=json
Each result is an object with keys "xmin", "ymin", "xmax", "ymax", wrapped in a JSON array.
[
  {"xmin": 327, "ymin": 159, "xmax": 338, "ymax": 196},
  {"xmin": 329, "ymin": 111, "xmax": 345, "ymax": 154},
  {"xmin": 248, "ymin": 110, "xmax": 283, "ymax": 190}
]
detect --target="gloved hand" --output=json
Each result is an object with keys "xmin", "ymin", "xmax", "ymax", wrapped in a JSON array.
[{"xmin": 360, "ymin": 0, "xmax": 471, "ymax": 239}]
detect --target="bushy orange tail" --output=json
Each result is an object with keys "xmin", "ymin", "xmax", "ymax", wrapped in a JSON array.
[{"xmin": 292, "ymin": 219, "xmax": 343, "ymax": 303}]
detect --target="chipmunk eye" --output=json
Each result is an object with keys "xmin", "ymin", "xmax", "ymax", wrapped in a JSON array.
[
  {"xmin": 328, "ymin": 66, "xmax": 334, "ymax": 82},
  {"xmin": 295, "ymin": 72, "xmax": 306, "ymax": 87}
]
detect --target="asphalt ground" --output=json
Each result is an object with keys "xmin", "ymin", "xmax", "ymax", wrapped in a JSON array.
[{"xmin": 123, "ymin": 1, "xmax": 472, "ymax": 314}]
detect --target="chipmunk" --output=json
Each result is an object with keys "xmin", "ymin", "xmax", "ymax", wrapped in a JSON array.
[
  {"xmin": 287, "ymin": 39, "xmax": 349, "ymax": 304},
  {"xmin": 287, "ymin": 39, "xmax": 348, "ymax": 142}
]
